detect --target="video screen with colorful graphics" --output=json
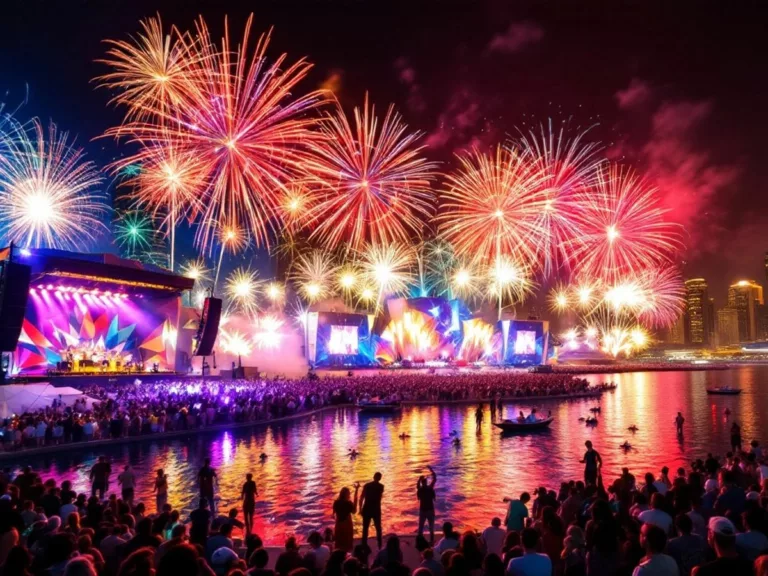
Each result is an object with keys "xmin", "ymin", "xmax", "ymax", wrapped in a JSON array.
[
  {"xmin": 12, "ymin": 287, "xmax": 181, "ymax": 375},
  {"xmin": 514, "ymin": 330, "xmax": 537, "ymax": 355},
  {"xmin": 310, "ymin": 312, "xmax": 376, "ymax": 368},
  {"xmin": 328, "ymin": 325, "xmax": 359, "ymax": 355}
]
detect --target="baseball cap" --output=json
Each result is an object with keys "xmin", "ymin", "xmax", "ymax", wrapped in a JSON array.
[
  {"xmin": 211, "ymin": 547, "xmax": 239, "ymax": 573},
  {"xmin": 708, "ymin": 516, "xmax": 736, "ymax": 536}
]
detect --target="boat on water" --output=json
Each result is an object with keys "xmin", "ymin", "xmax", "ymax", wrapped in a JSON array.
[
  {"xmin": 706, "ymin": 387, "xmax": 742, "ymax": 395},
  {"xmin": 493, "ymin": 417, "xmax": 554, "ymax": 432},
  {"xmin": 356, "ymin": 398, "xmax": 402, "ymax": 413}
]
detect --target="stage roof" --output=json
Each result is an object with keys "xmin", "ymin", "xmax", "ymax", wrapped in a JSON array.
[{"xmin": 1, "ymin": 247, "xmax": 195, "ymax": 295}]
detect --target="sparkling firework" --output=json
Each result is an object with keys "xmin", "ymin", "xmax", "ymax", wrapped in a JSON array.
[
  {"xmin": 574, "ymin": 163, "xmax": 684, "ymax": 282},
  {"xmin": 292, "ymin": 250, "xmax": 338, "ymax": 303},
  {"xmin": 513, "ymin": 122, "xmax": 602, "ymax": 276},
  {"xmin": 252, "ymin": 314, "xmax": 284, "ymax": 349},
  {"xmin": 181, "ymin": 258, "xmax": 211, "ymax": 283},
  {"xmin": 225, "ymin": 267, "xmax": 262, "ymax": 316},
  {"xmin": 106, "ymin": 15, "xmax": 326, "ymax": 253},
  {"xmin": 219, "ymin": 329, "xmax": 252, "ymax": 360},
  {"xmin": 306, "ymin": 95, "xmax": 437, "ymax": 251},
  {"xmin": 114, "ymin": 211, "xmax": 153, "ymax": 255},
  {"xmin": 360, "ymin": 243, "xmax": 414, "ymax": 304},
  {"xmin": 486, "ymin": 255, "xmax": 532, "ymax": 319},
  {"xmin": 113, "ymin": 142, "xmax": 206, "ymax": 270},
  {"xmin": 336, "ymin": 265, "xmax": 361, "ymax": 296},
  {"xmin": 96, "ymin": 15, "xmax": 204, "ymax": 121},
  {"xmin": 438, "ymin": 145, "xmax": 547, "ymax": 265},
  {"xmin": 264, "ymin": 282, "xmax": 286, "ymax": 307},
  {"xmin": 0, "ymin": 119, "xmax": 106, "ymax": 249}
]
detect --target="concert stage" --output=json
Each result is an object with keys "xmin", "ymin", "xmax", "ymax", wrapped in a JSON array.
[{"xmin": 4, "ymin": 248, "xmax": 198, "ymax": 379}]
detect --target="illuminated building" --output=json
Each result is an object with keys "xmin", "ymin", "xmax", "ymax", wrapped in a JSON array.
[
  {"xmin": 684, "ymin": 278, "xmax": 710, "ymax": 346},
  {"xmin": 727, "ymin": 280, "xmax": 764, "ymax": 342},
  {"xmin": 715, "ymin": 308, "xmax": 740, "ymax": 347},
  {"xmin": 662, "ymin": 313, "xmax": 685, "ymax": 345}
]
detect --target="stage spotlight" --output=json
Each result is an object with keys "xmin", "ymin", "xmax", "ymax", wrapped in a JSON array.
[
  {"xmin": 19, "ymin": 248, "xmax": 31, "ymax": 257},
  {"xmin": 46, "ymin": 284, "xmax": 53, "ymax": 290}
]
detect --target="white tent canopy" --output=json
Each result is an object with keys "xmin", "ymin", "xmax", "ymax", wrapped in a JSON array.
[{"xmin": 0, "ymin": 384, "xmax": 100, "ymax": 418}]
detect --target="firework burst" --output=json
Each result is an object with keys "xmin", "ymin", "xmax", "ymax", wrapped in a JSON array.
[
  {"xmin": 113, "ymin": 141, "xmax": 206, "ymax": 270},
  {"xmin": 486, "ymin": 255, "xmax": 532, "ymax": 318},
  {"xmin": 105, "ymin": 15, "xmax": 327, "ymax": 253},
  {"xmin": 514, "ymin": 121, "xmax": 602, "ymax": 276},
  {"xmin": 114, "ymin": 211, "xmax": 153, "ymax": 256},
  {"xmin": 96, "ymin": 15, "xmax": 204, "ymax": 121},
  {"xmin": 306, "ymin": 95, "xmax": 437, "ymax": 251},
  {"xmin": 574, "ymin": 163, "xmax": 684, "ymax": 282},
  {"xmin": 225, "ymin": 267, "xmax": 262, "ymax": 316},
  {"xmin": 181, "ymin": 258, "xmax": 211, "ymax": 284},
  {"xmin": 0, "ymin": 119, "xmax": 106, "ymax": 249},
  {"xmin": 264, "ymin": 282, "xmax": 286, "ymax": 307},
  {"xmin": 438, "ymin": 144, "xmax": 547, "ymax": 266},
  {"xmin": 360, "ymin": 242, "xmax": 414, "ymax": 304},
  {"xmin": 291, "ymin": 250, "xmax": 338, "ymax": 303}
]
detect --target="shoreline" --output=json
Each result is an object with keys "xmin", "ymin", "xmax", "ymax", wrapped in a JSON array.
[{"xmin": 0, "ymin": 390, "xmax": 610, "ymax": 460}]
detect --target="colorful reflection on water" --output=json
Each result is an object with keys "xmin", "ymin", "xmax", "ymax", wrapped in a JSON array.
[{"xmin": 12, "ymin": 366, "xmax": 768, "ymax": 544}]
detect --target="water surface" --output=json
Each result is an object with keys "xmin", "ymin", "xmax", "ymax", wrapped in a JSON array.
[{"xmin": 13, "ymin": 366, "xmax": 767, "ymax": 543}]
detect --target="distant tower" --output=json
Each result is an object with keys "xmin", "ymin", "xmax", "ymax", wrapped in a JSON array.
[
  {"xmin": 684, "ymin": 278, "xmax": 710, "ymax": 346},
  {"xmin": 727, "ymin": 280, "xmax": 764, "ymax": 342}
]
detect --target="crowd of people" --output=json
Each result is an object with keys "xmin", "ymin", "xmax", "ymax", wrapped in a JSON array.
[
  {"xmin": 3, "ymin": 438, "xmax": 768, "ymax": 576},
  {"xmin": 0, "ymin": 372, "xmax": 611, "ymax": 452}
]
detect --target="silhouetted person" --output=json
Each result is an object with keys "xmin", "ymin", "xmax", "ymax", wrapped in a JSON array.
[{"xmin": 360, "ymin": 472, "xmax": 384, "ymax": 549}]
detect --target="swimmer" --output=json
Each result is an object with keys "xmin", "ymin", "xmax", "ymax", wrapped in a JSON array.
[
  {"xmin": 259, "ymin": 453, "xmax": 268, "ymax": 463},
  {"xmin": 628, "ymin": 425, "xmax": 639, "ymax": 432}
]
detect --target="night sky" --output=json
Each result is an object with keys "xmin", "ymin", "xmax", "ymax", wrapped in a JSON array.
[{"xmin": 1, "ymin": 0, "xmax": 766, "ymax": 304}]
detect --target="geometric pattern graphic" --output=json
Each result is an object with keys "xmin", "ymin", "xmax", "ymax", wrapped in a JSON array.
[{"xmin": 12, "ymin": 290, "xmax": 181, "ymax": 375}]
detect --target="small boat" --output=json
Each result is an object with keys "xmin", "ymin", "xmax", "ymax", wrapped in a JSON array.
[
  {"xmin": 494, "ymin": 417, "xmax": 554, "ymax": 432},
  {"xmin": 589, "ymin": 406, "xmax": 602, "ymax": 413},
  {"xmin": 706, "ymin": 387, "xmax": 741, "ymax": 395},
  {"xmin": 357, "ymin": 399, "xmax": 402, "ymax": 414},
  {"xmin": 585, "ymin": 417, "xmax": 599, "ymax": 426}
]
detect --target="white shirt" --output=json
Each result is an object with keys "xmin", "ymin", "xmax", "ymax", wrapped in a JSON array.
[
  {"xmin": 482, "ymin": 525, "xmax": 506, "ymax": 557},
  {"xmin": 632, "ymin": 554, "xmax": 679, "ymax": 576},
  {"xmin": 638, "ymin": 509, "xmax": 674, "ymax": 534},
  {"xmin": 506, "ymin": 552, "xmax": 552, "ymax": 576}
]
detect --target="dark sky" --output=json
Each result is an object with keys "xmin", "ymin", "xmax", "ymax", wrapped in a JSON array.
[{"xmin": 1, "ymin": 0, "xmax": 766, "ymax": 305}]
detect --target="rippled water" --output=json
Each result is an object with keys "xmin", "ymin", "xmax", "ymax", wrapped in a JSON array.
[{"xmin": 12, "ymin": 365, "xmax": 768, "ymax": 543}]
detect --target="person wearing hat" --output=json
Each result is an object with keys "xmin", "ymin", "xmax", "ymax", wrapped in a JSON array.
[
  {"xmin": 691, "ymin": 516, "xmax": 752, "ymax": 576},
  {"xmin": 210, "ymin": 546, "xmax": 240, "ymax": 576}
]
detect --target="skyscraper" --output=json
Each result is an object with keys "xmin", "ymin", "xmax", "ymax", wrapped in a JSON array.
[
  {"xmin": 715, "ymin": 308, "xmax": 740, "ymax": 347},
  {"xmin": 684, "ymin": 278, "xmax": 710, "ymax": 345},
  {"xmin": 727, "ymin": 280, "xmax": 764, "ymax": 342}
]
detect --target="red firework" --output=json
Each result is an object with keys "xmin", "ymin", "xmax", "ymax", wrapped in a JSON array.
[
  {"xmin": 305, "ymin": 95, "xmax": 438, "ymax": 251},
  {"xmin": 437, "ymin": 144, "xmax": 548, "ymax": 266},
  {"xmin": 514, "ymin": 122, "xmax": 602, "ymax": 277},
  {"xmin": 573, "ymin": 163, "xmax": 684, "ymax": 282},
  {"xmin": 106, "ymin": 14, "xmax": 326, "ymax": 253}
]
